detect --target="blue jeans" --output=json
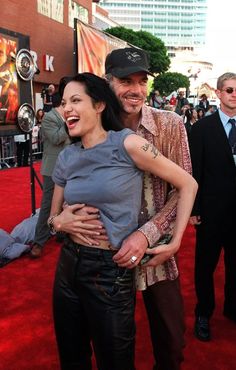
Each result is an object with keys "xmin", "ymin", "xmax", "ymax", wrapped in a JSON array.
[{"xmin": 53, "ymin": 238, "xmax": 136, "ymax": 370}]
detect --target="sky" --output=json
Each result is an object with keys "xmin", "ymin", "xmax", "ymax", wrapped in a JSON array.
[{"xmin": 205, "ymin": 0, "xmax": 236, "ymax": 76}]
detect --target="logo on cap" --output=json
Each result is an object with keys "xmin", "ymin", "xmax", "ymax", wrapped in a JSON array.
[{"xmin": 126, "ymin": 51, "xmax": 142, "ymax": 63}]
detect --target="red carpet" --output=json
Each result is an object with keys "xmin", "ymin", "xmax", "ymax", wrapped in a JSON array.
[{"xmin": 0, "ymin": 162, "xmax": 235, "ymax": 370}]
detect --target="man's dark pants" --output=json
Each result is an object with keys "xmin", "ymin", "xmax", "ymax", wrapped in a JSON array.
[
  {"xmin": 195, "ymin": 224, "xmax": 236, "ymax": 318},
  {"xmin": 143, "ymin": 278, "xmax": 185, "ymax": 370},
  {"xmin": 33, "ymin": 175, "xmax": 54, "ymax": 247}
]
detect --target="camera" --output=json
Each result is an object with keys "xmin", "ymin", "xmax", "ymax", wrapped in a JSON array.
[{"xmin": 41, "ymin": 87, "xmax": 48, "ymax": 98}]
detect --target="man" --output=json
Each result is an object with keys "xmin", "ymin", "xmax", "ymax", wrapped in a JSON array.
[
  {"xmin": 14, "ymin": 133, "xmax": 30, "ymax": 167},
  {"xmin": 53, "ymin": 48, "xmax": 192, "ymax": 370},
  {"xmin": 169, "ymin": 93, "xmax": 177, "ymax": 107},
  {"xmin": 198, "ymin": 93, "xmax": 209, "ymax": 113},
  {"xmin": 189, "ymin": 72, "xmax": 236, "ymax": 342},
  {"xmin": 204, "ymin": 104, "xmax": 215, "ymax": 116},
  {"xmin": 149, "ymin": 89, "xmax": 163, "ymax": 109},
  {"xmin": 30, "ymin": 92, "xmax": 70, "ymax": 258},
  {"xmin": 42, "ymin": 84, "xmax": 55, "ymax": 112},
  {"xmin": 105, "ymin": 47, "xmax": 192, "ymax": 370},
  {"xmin": 175, "ymin": 91, "xmax": 189, "ymax": 115}
]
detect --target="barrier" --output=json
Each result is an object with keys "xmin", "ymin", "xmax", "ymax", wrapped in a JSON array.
[{"xmin": 0, "ymin": 134, "xmax": 43, "ymax": 169}]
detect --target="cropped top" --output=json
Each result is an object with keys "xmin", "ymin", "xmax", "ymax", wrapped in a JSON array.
[{"xmin": 52, "ymin": 128, "xmax": 143, "ymax": 248}]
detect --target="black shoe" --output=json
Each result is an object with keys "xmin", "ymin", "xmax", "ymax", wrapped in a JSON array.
[{"xmin": 194, "ymin": 316, "xmax": 211, "ymax": 341}]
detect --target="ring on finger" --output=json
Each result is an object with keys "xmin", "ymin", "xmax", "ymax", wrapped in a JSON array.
[{"xmin": 130, "ymin": 255, "xmax": 138, "ymax": 264}]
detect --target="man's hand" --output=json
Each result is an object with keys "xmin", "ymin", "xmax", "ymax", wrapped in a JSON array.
[
  {"xmin": 189, "ymin": 215, "xmax": 201, "ymax": 225},
  {"xmin": 113, "ymin": 231, "xmax": 148, "ymax": 269}
]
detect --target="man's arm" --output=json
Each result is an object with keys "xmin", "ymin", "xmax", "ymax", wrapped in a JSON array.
[{"xmin": 188, "ymin": 122, "xmax": 203, "ymax": 227}]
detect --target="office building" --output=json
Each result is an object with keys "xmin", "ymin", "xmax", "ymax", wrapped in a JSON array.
[{"xmin": 99, "ymin": 0, "xmax": 208, "ymax": 57}]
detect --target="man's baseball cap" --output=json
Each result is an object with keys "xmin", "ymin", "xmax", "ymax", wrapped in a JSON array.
[{"xmin": 105, "ymin": 47, "xmax": 154, "ymax": 78}]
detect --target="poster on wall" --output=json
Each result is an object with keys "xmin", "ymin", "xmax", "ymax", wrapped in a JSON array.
[
  {"xmin": 0, "ymin": 32, "xmax": 19, "ymax": 126},
  {"xmin": 0, "ymin": 28, "xmax": 31, "ymax": 137},
  {"xmin": 75, "ymin": 20, "xmax": 129, "ymax": 77}
]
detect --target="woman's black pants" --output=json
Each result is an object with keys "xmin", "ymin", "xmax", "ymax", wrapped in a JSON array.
[{"xmin": 53, "ymin": 240, "xmax": 136, "ymax": 370}]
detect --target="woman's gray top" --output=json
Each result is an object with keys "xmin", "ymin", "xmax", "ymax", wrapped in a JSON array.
[{"xmin": 53, "ymin": 128, "xmax": 143, "ymax": 248}]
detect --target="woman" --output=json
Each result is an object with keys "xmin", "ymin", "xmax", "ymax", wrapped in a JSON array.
[
  {"xmin": 49, "ymin": 73, "xmax": 197, "ymax": 370},
  {"xmin": 36, "ymin": 108, "xmax": 45, "ymax": 126},
  {"xmin": 184, "ymin": 108, "xmax": 198, "ymax": 140},
  {"xmin": 197, "ymin": 107, "xmax": 205, "ymax": 120},
  {"xmin": 32, "ymin": 109, "xmax": 45, "ymax": 156}
]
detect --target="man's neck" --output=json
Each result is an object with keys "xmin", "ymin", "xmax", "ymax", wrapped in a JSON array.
[
  {"xmin": 121, "ymin": 111, "xmax": 142, "ymax": 132},
  {"xmin": 220, "ymin": 106, "xmax": 236, "ymax": 118}
]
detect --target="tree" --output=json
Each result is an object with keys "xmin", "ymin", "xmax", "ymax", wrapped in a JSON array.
[
  {"xmin": 104, "ymin": 26, "xmax": 170, "ymax": 74},
  {"xmin": 153, "ymin": 72, "xmax": 190, "ymax": 96}
]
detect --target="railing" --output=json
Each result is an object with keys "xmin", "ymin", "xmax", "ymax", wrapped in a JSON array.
[{"xmin": 0, "ymin": 134, "xmax": 43, "ymax": 169}]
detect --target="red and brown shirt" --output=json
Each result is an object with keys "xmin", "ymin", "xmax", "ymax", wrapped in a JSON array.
[{"xmin": 135, "ymin": 105, "xmax": 192, "ymax": 290}]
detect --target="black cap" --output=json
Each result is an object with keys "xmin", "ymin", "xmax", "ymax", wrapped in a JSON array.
[{"xmin": 105, "ymin": 47, "xmax": 154, "ymax": 78}]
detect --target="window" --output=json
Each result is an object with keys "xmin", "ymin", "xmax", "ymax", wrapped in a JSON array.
[
  {"xmin": 37, "ymin": 0, "xmax": 64, "ymax": 23},
  {"xmin": 68, "ymin": 0, "xmax": 88, "ymax": 28}
]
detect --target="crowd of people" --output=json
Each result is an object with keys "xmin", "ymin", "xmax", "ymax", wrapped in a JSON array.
[
  {"xmin": 3, "ymin": 47, "xmax": 236, "ymax": 370},
  {"xmin": 147, "ymin": 90, "xmax": 220, "ymax": 145}
]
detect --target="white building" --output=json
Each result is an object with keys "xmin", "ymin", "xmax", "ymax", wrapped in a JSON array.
[{"xmin": 99, "ymin": 0, "xmax": 208, "ymax": 57}]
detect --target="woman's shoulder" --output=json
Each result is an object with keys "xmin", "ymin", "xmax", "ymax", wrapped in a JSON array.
[
  {"xmin": 58, "ymin": 143, "xmax": 78, "ymax": 158},
  {"xmin": 111, "ymin": 128, "xmax": 135, "ymax": 135},
  {"xmin": 109, "ymin": 128, "xmax": 136, "ymax": 142}
]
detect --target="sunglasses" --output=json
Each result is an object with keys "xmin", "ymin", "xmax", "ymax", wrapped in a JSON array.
[{"xmin": 221, "ymin": 87, "xmax": 236, "ymax": 94}]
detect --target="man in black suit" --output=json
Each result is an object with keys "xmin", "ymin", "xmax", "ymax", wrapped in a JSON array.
[{"xmin": 189, "ymin": 72, "xmax": 236, "ymax": 341}]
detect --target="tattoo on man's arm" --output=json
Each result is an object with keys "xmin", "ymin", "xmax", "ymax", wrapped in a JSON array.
[{"xmin": 141, "ymin": 143, "xmax": 161, "ymax": 159}]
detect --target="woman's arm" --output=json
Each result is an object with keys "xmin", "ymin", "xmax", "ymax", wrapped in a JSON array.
[
  {"xmin": 50, "ymin": 184, "xmax": 64, "ymax": 216},
  {"xmin": 124, "ymin": 134, "xmax": 198, "ymax": 262}
]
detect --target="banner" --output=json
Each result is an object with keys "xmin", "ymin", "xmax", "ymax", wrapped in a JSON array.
[
  {"xmin": 76, "ymin": 20, "xmax": 128, "ymax": 77},
  {"xmin": 0, "ymin": 33, "xmax": 19, "ymax": 125}
]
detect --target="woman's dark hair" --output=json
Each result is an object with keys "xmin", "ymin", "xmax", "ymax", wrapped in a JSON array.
[
  {"xmin": 185, "ymin": 108, "xmax": 193, "ymax": 122},
  {"xmin": 58, "ymin": 76, "xmax": 71, "ymax": 98},
  {"xmin": 52, "ymin": 92, "xmax": 62, "ymax": 108},
  {"xmin": 62, "ymin": 73, "xmax": 123, "ymax": 142},
  {"xmin": 197, "ymin": 108, "xmax": 205, "ymax": 119},
  {"xmin": 36, "ymin": 108, "xmax": 44, "ymax": 121}
]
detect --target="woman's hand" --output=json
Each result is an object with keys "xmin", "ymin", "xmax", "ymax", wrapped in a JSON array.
[
  {"xmin": 54, "ymin": 204, "xmax": 101, "ymax": 234},
  {"xmin": 53, "ymin": 203, "xmax": 108, "ymax": 245},
  {"xmin": 73, "ymin": 205, "xmax": 108, "ymax": 241}
]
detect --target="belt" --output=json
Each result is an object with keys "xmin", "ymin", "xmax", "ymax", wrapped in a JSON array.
[{"xmin": 69, "ymin": 235, "xmax": 117, "ymax": 251}]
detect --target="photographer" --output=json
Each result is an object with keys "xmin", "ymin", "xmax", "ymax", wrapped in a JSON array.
[{"xmin": 41, "ymin": 84, "xmax": 55, "ymax": 112}]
